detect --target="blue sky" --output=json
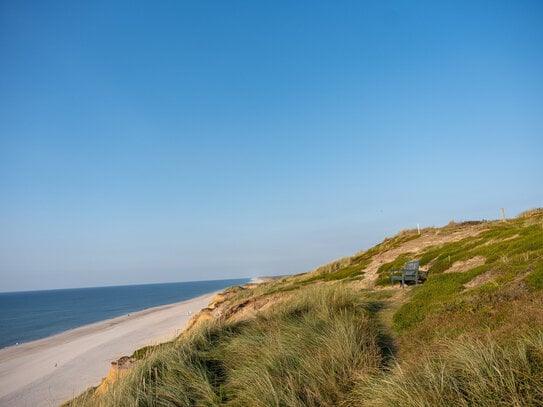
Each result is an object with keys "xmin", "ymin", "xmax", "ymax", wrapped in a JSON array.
[{"xmin": 1, "ymin": 1, "xmax": 542, "ymax": 292}]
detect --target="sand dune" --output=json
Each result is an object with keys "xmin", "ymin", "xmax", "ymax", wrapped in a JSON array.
[{"xmin": 0, "ymin": 292, "xmax": 216, "ymax": 407}]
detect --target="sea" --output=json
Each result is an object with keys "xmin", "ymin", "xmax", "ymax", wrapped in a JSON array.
[{"xmin": 0, "ymin": 278, "xmax": 250, "ymax": 349}]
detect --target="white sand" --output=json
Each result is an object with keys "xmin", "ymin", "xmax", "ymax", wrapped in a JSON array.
[{"xmin": 0, "ymin": 292, "xmax": 216, "ymax": 407}]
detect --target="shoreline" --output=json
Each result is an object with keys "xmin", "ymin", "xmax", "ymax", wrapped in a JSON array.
[{"xmin": 0, "ymin": 291, "xmax": 218, "ymax": 407}]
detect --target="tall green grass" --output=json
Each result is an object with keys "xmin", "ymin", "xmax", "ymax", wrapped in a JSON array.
[
  {"xmin": 221, "ymin": 286, "xmax": 385, "ymax": 406},
  {"xmin": 70, "ymin": 286, "xmax": 387, "ymax": 407},
  {"xmin": 350, "ymin": 330, "xmax": 543, "ymax": 407}
]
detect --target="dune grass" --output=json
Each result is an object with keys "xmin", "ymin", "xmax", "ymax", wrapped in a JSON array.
[
  {"xmin": 69, "ymin": 286, "xmax": 389, "ymax": 407},
  {"xmin": 350, "ymin": 330, "xmax": 543, "ymax": 407},
  {"xmin": 221, "ymin": 286, "xmax": 387, "ymax": 407}
]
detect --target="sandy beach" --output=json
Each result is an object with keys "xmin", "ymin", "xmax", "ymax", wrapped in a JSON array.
[{"xmin": 0, "ymin": 292, "xmax": 216, "ymax": 407}]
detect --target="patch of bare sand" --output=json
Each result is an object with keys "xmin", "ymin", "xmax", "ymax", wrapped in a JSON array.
[
  {"xmin": 464, "ymin": 269, "xmax": 496, "ymax": 289},
  {"xmin": 482, "ymin": 233, "xmax": 520, "ymax": 246},
  {"xmin": 444, "ymin": 256, "xmax": 486, "ymax": 273}
]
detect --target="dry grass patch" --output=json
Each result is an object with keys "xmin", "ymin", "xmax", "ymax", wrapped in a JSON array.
[
  {"xmin": 445, "ymin": 255, "xmax": 486, "ymax": 273},
  {"xmin": 464, "ymin": 268, "xmax": 496, "ymax": 289}
]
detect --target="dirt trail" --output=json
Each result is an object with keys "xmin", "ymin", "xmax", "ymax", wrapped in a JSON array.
[{"xmin": 361, "ymin": 227, "xmax": 484, "ymax": 288}]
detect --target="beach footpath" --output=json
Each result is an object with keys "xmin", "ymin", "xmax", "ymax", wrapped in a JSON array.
[{"xmin": 0, "ymin": 292, "xmax": 216, "ymax": 407}]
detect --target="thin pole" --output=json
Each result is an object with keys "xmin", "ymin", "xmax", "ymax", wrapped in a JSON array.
[{"xmin": 501, "ymin": 208, "xmax": 505, "ymax": 222}]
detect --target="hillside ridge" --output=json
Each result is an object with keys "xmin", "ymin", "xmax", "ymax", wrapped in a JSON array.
[{"xmin": 67, "ymin": 208, "xmax": 543, "ymax": 406}]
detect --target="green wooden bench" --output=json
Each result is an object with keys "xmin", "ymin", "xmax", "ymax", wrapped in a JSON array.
[{"xmin": 391, "ymin": 260, "xmax": 427, "ymax": 288}]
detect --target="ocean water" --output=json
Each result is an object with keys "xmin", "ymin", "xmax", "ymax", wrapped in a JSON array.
[{"xmin": 0, "ymin": 278, "xmax": 250, "ymax": 349}]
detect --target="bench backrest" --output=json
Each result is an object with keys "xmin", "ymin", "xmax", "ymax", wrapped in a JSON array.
[{"xmin": 404, "ymin": 260, "xmax": 419, "ymax": 271}]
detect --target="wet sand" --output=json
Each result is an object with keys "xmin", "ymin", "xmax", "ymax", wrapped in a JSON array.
[{"xmin": 0, "ymin": 292, "xmax": 216, "ymax": 406}]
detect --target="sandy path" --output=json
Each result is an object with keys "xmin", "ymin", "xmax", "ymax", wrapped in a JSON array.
[{"xmin": 0, "ymin": 292, "xmax": 216, "ymax": 407}]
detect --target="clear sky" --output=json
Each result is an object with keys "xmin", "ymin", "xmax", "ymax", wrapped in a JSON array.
[{"xmin": 1, "ymin": 1, "xmax": 542, "ymax": 292}]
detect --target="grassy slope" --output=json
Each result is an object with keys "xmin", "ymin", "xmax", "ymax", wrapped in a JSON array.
[{"xmin": 68, "ymin": 209, "xmax": 543, "ymax": 406}]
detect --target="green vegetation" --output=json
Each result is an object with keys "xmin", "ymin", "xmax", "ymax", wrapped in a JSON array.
[
  {"xmin": 68, "ymin": 209, "xmax": 543, "ymax": 406},
  {"xmin": 352, "ymin": 331, "xmax": 543, "ymax": 406},
  {"xmin": 390, "ymin": 215, "xmax": 542, "ymax": 336},
  {"xmin": 392, "ymin": 266, "xmax": 488, "ymax": 331},
  {"xmin": 526, "ymin": 262, "xmax": 543, "ymax": 290},
  {"xmin": 68, "ymin": 286, "xmax": 390, "ymax": 406}
]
